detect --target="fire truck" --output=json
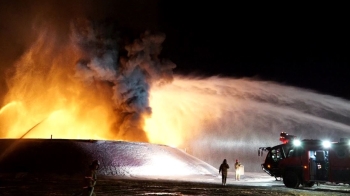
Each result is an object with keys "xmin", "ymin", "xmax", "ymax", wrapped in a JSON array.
[{"xmin": 258, "ymin": 132, "xmax": 350, "ymax": 188}]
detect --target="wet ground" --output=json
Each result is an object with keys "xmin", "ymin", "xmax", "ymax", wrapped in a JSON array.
[{"xmin": 1, "ymin": 173, "xmax": 350, "ymax": 196}]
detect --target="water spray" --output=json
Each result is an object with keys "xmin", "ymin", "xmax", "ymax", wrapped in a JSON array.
[
  {"xmin": 0, "ymin": 118, "xmax": 47, "ymax": 162},
  {"xmin": 19, "ymin": 118, "xmax": 47, "ymax": 139}
]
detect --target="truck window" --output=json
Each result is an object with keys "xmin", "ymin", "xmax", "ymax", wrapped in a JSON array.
[
  {"xmin": 287, "ymin": 147, "xmax": 304, "ymax": 157},
  {"xmin": 271, "ymin": 147, "xmax": 283, "ymax": 162},
  {"xmin": 287, "ymin": 149, "xmax": 295, "ymax": 157}
]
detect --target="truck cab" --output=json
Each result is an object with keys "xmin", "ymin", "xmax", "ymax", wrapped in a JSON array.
[
  {"xmin": 260, "ymin": 136, "xmax": 350, "ymax": 188},
  {"xmin": 260, "ymin": 144, "xmax": 288, "ymax": 178}
]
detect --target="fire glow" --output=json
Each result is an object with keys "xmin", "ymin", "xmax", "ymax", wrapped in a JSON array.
[
  {"xmin": 145, "ymin": 78, "xmax": 237, "ymax": 147},
  {"xmin": 0, "ymin": 30, "xmax": 116, "ymax": 140},
  {"xmin": 0, "ymin": 20, "xmax": 179, "ymax": 144}
]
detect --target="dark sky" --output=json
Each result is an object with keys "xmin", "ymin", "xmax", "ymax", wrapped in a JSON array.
[
  {"xmin": 0, "ymin": 1, "xmax": 349, "ymax": 101},
  {"xmin": 158, "ymin": 2, "xmax": 350, "ymax": 100}
]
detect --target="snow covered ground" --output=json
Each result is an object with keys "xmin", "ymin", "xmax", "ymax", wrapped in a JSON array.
[
  {"xmin": 115, "ymin": 141, "xmax": 275, "ymax": 182},
  {"xmin": 1, "ymin": 139, "xmax": 350, "ymax": 195},
  {"xmin": 87, "ymin": 140, "xmax": 273, "ymax": 182},
  {"xmin": 1, "ymin": 138, "xmax": 262, "ymax": 179}
]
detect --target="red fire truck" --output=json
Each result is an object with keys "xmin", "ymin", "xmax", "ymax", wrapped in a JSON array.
[{"xmin": 258, "ymin": 132, "xmax": 350, "ymax": 188}]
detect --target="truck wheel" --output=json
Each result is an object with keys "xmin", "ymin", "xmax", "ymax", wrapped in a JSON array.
[
  {"xmin": 304, "ymin": 181, "xmax": 315, "ymax": 187},
  {"xmin": 283, "ymin": 171, "xmax": 300, "ymax": 188}
]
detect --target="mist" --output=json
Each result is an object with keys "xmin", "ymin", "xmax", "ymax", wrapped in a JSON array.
[{"xmin": 146, "ymin": 76, "xmax": 350, "ymax": 171}]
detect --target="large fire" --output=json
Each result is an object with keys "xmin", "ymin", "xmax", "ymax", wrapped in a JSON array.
[
  {"xmin": 0, "ymin": 30, "xmax": 116, "ymax": 140},
  {"xmin": 0, "ymin": 21, "xmax": 184, "ymax": 146},
  {"xmin": 0, "ymin": 23, "xmax": 230, "ymax": 148}
]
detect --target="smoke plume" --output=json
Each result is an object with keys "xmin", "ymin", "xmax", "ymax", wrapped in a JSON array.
[{"xmin": 70, "ymin": 18, "xmax": 176, "ymax": 141}]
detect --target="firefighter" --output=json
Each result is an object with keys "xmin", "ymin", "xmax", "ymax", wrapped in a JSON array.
[
  {"xmin": 235, "ymin": 159, "xmax": 241, "ymax": 181},
  {"xmin": 82, "ymin": 160, "xmax": 100, "ymax": 196},
  {"xmin": 219, "ymin": 159, "xmax": 229, "ymax": 186}
]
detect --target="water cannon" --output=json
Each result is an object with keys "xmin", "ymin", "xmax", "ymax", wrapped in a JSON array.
[
  {"xmin": 279, "ymin": 132, "xmax": 297, "ymax": 144},
  {"xmin": 258, "ymin": 147, "xmax": 271, "ymax": 157}
]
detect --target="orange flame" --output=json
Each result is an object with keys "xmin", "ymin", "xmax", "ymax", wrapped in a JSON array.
[
  {"xmin": 0, "ymin": 30, "xmax": 117, "ymax": 140},
  {"xmin": 0, "ymin": 28, "xmax": 225, "ymax": 147}
]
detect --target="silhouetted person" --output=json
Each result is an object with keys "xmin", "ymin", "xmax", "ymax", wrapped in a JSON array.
[
  {"xmin": 219, "ymin": 159, "xmax": 229, "ymax": 186},
  {"xmin": 235, "ymin": 159, "xmax": 241, "ymax": 181},
  {"xmin": 82, "ymin": 160, "xmax": 100, "ymax": 196}
]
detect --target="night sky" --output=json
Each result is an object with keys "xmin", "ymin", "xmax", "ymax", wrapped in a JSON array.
[
  {"xmin": 0, "ymin": 1, "xmax": 349, "ymax": 102},
  {"xmin": 159, "ymin": 2, "xmax": 350, "ymax": 100}
]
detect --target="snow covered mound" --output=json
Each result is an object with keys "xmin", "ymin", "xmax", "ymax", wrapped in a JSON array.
[
  {"xmin": 0, "ymin": 139, "xmax": 217, "ymax": 178},
  {"xmin": 111, "ymin": 141, "xmax": 218, "ymax": 177}
]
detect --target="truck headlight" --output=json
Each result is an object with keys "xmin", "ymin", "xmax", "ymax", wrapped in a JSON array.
[
  {"xmin": 293, "ymin": 139, "xmax": 301, "ymax": 146},
  {"xmin": 322, "ymin": 140, "xmax": 331, "ymax": 148}
]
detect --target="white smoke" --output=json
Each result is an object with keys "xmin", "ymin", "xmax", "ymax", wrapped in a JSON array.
[{"xmin": 70, "ymin": 19, "xmax": 176, "ymax": 141}]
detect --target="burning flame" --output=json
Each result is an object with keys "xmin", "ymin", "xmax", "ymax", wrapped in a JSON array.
[
  {"xmin": 0, "ymin": 21, "xmax": 176, "ymax": 143},
  {"xmin": 0, "ymin": 29, "xmax": 116, "ymax": 139},
  {"xmin": 0, "ymin": 23, "xmax": 236, "ymax": 148}
]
